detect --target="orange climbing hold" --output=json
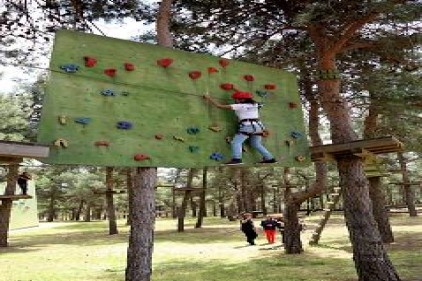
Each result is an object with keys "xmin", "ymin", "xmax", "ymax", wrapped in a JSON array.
[{"xmin": 134, "ymin": 154, "xmax": 150, "ymax": 161}]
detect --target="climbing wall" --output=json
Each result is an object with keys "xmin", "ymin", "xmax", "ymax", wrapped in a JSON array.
[{"xmin": 37, "ymin": 30, "xmax": 310, "ymax": 168}]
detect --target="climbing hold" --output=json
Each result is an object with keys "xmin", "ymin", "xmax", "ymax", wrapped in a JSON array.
[
  {"xmin": 104, "ymin": 68, "xmax": 117, "ymax": 77},
  {"xmin": 116, "ymin": 121, "xmax": 133, "ymax": 130},
  {"xmin": 94, "ymin": 141, "xmax": 110, "ymax": 147},
  {"xmin": 188, "ymin": 146, "xmax": 200, "ymax": 153},
  {"xmin": 155, "ymin": 134, "xmax": 164, "ymax": 140},
  {"xmin": 124, "ymin": 62, "xmax": 135, "ymax": 71},
  {"xmin": 243, "ymin": 74, "xmax": 255, "ymax": 82},
  {"xmin": 285, "ymin": 139, "xmax": 295, "ymax": 146},
  {"xmin": 173, "ymin": 136, "xmax": 185, "ymax": 142},
  {"xmin": 220, "ymin": 83, "xmax": 234, "ymax": 90},
  {"xmin": 210, "ymin": 152, "xmax": 224, "ymax": 161},
  {"xmin": 207, "ymin": 67, "xmax": 219, "ymax": 73},
  {"xmin": 290, "ymin": 131, "xmax": 303, "ymax": 139},
  {"xmin": 225, "ymin": 136, "xmax": 232, "ymax": 144},
  {"xmin": 101, "ymin": 89, "xmax": 116, "ymax": 96},
  {"xmin": 262, "ymin": 130, "xmax": 270, "ymax": 137},
  {"xmin": 134, "ymin": 153, "xmax": 150, "ymax": 161},
  {"xmin": 58, "ymin": 115, "xmax": 67, "ymax": 125},
  {"xmin": 60, "ymin": 64, "xmax": 79, "ymax": 73},
  {"xmin": 121, "ymin": 91, "xmax": 130, "ymax": 96},
  {"xmin": 219, "ymin": 59, "xmax": 230, "ymax": 68},
  {"xmin": 157, "ymin": 58, "xmax": 173, "ymax": 68},
  {"xmin": 289, "ymin": 102, "xmax": 298, "ymax": 108},
  {"xmin": 295, "ymin": 155, "xmax": 306, "ymax": 162},
  {"xmin": 54, "ymin": 138, "xmax": 68, "ymax": 148},
  {"xmin": 188, "ymin": 71, "xmax": 202, "ymax": 80},
  {"xmin": 264, "ymin": 84, "xmax": 276, "ymax": 90},
  {"xmin": 83, "ymin": 56, "xmax": 97, "ymax": 67},
  {"xmin": 256, "ymin": 90, "xmax": 269, "ymax": 98},
  {"xmin": 74, "ymin": 117, "xmax": 91, "ymax": 125},
  {"xmin": 186, "ymin": 127, "xmax": 200, "ymax": 134},
  {"xmin": 208, "ymin": 125, "xmax": 222, "ymax": 132}
]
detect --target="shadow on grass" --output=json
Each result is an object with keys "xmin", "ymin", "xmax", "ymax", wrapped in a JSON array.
[
  {"xmin": 98, "ymin": 253, "xmax": 356, "ymax": 281},
  {"xmin": 7, "ymin": 222, "xmax": 244, "ymax": 252}
]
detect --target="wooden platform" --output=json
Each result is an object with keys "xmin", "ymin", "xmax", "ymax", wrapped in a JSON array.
[
  {"xmin": 173, "ymin": 187, "xmax": 205, "ymax": 192},
  {"xmin": 389, "ymin": 182, "xmax": 421, "ymax": 186},
  {"xmin": 0, "ymin": 140, "xmax": 49, "ymax": 163},
  {"xmin": 93, "ymin": 190, "xmax": 127, "ymax": 195},
  {"xmin": 310, "ymin": 136, "xmax": 404, "ymax": 162},
  {"xmin": 0, "ymin": 194, "xmax": 33, "ymax": 200}
]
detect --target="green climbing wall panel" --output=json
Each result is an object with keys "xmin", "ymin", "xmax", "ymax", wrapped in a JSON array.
[{"xmin": 37, "ymin": 30, "xmax": 310, "ymax": 168}]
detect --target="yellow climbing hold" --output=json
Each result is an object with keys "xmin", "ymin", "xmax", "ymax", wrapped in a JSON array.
[
  {"xmin": 58, "ymin": 115, "xmax": 67, "ymax": 125},
  {"xmin": 54, "ymin": 138, "xmax": 68, "ymax": 148}
]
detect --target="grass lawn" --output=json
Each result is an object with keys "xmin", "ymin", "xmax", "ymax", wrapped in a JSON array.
[{"xmin": 1, "ymin": 213, "xmax": 421, "ymax": 281}]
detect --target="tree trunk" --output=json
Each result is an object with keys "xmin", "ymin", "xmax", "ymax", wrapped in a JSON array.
[
  {"xmin": 283, "ymin": 168, "xmax": 303, "ymax": 254},
  {"xmin": 397, "ymin": 152, "xmax": 417, "ymax": 216},
  {"xmin": 195, "ymin": 167, "xmax": 207, "ymax": 228},
  {"xmin": 218, "ymin": 184, "xmax": 225, "ymax": 218},
  {"xmin": 84, "ymin": 202, "xmax": 91, "ymax": 222},
  {"xmin": 284, "ymin": 202, "xmax": 303, "ymax": 254},
  {"xmin": 106, "ymin": 167, "xmax": 118, "ymax": 235},
  {"xmin": 75, "ymin": 200, "xmax": 84, "ymax": 221},
  {"xmin": 126, "ymin": 168, "xmax": 133, "ymax": 226},
  {"xmin": 177, "ymin": 168, "xmax": 195, "ymax": 232},
  {"xmin": 339, "ymin": 157, "xmax": 401, "ymax": 281},
  {"xmin": 125, "ymin": 167, "xmax": 156, "ymax": 281},
  {"xmin": 47, "ymin": 185, "xmax": 57, "ymax": 222},
  {"xmin": 312, "ymin": 39, "xmax": 401, "ymax": 278},
  {"xmin": 363, "ymin": 96, "xmax": 395, "ymax": 242},
  {"xmin": 0, "ymin": 164, "xmax": 19, "ymax": 247},
  {"xmin": 368, "ymin": 177, "xmax": 394, "ymax": 243}
]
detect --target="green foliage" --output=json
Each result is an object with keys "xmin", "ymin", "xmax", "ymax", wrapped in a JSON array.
[{"xmin": 0, "ymin": 93, "xmax": 31, "ymax": 141}]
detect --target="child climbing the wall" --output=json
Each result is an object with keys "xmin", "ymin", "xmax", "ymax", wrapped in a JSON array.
[{"xmin": 203, "ymin": 91, "xmax": 277, "ymax": 165}]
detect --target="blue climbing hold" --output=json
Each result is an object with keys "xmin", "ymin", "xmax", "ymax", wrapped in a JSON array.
[
  {"xmin": 74, "ymin": 117, "xmax": 91, "ymax": 125},
  {"xmin": 60, "ymin": 64, "xmax": 79, "ymax": 73},
  {"xmin": 187, "ymin": 127, "xmax": 200, "ymax": 134},
  {"xmin": 189, "ymin": 146, "xmax": 200, "ymax": 153},
  {"xmin": 101, "ymin": 89, "xmax": 116, "ymax": 96},
  {"xmin": 210, "ymin": 152, "xmax": 224, "ymax": 161},
  {"xmin": 290, "ymin": 131, "xmax": 303, "ymax": 139},
  {"xmin": 117, "ymin": 121, "xmax": 133, "ymax": 130}
]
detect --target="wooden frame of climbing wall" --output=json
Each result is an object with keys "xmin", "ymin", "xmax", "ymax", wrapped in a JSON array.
[{"xmin": 37, "ymin": 30, "xmax": 310, "ymax": 168}]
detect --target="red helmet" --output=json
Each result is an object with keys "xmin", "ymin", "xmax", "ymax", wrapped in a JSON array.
[{"xmin": 231, "ymin": 91, "xmax": 253, "ymax": 100}]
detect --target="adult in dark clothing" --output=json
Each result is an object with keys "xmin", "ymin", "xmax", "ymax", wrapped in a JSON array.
[
  {"xmin": 240, "ymin": 213, "xmax": 258, "ymax": 245},
  {"xmin": 260, "ymin": 215, "xmax": 278, "ymax": 244},
  {"xmin": 17, "ymin": 172, "xmax": 31, "ymax": 195}
]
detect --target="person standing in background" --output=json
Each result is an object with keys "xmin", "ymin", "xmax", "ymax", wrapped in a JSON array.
[
  {"xmin": 260, "ymin": 215, "xmax": 278, "ymax": 244},
  {"xmin": 240, "ymin": 212, "xmax": 258, "ymax": 245},
  {"xmin": 17, "ymin": 172, "xmax": 31, "ymax": 195}
]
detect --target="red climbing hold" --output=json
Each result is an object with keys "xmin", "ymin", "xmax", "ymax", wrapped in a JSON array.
[
  {"xmin": 157, "ymin": 58, "xmax": 173, "ymax": 68},
  {"xmin": 124, "ymin": 63, "xmax": 135, "ymax": 71},
  {"xmin": 243, "ymin": 75, "xmax": 255, "ymax": 82},
  {"xmin": 264, "ymin": 84, "xmax": 276, "ymax": 90},
  {"xmin": 134, "ymin": 153, "xmax": 150, "ymax": 161},
  {"xmin": 207, "ymin": 67, "xmax": 219, "ymax": 73},
  {"xmin": 84, "ymin": 56, "xmax": 97, "ymax": 67},
  {"xmin": 220, "ymin": 83, "xmax": 234, "ymax": 90},
  {"xmin": 189, "ymin": 71, "xmax": 202, "ymax": 80},
  {"xmin": 104, "ymin": 68, "xmax": 117, "ymax": 77},
  {"xmin": 219, "ymin": 59, "xmax": 230, "ymax": 68},
  {"xmin": 94, "ymin": 141, "xmax": 110, "ymax": 147}
]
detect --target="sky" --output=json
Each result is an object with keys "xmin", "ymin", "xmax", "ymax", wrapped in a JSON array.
[{"xmin": 0, "ymin": 18, "xmax": 153, "ymax": 93}]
